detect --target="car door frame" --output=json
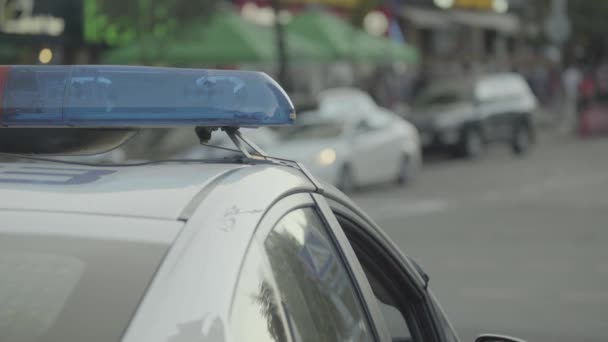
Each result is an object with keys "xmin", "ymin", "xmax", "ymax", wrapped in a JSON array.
[
  {"xmin": 319, "ymin": 191, "xmax": 450, "ymax": 342},
  {"xmin": 253, "ymin": 192, "xmax": 392, "ymax": 342}
]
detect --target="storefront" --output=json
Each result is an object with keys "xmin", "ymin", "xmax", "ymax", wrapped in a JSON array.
[
  {"xmin": 0, "ymin": 0, "xmax": 83, "ymax": 64},
  {"xmin": 399, "ymin": 0, "xmax": 524, "ymax": 76}
]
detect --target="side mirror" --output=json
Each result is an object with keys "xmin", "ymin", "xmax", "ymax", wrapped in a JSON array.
[{"xmin": 475, "ymin": 334, "xmax": 527, "ymax": 342}]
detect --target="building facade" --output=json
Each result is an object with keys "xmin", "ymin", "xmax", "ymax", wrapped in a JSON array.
[{"xmin": 0, "ymin": 0, "xmax": 83, "ymax": 64}]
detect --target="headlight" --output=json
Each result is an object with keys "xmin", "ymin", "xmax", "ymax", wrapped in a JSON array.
[{"xmin": 317, "ymin": 148, "xmax": 337, "ymax": 166}]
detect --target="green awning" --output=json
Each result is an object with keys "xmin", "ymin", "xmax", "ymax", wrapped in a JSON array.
[
  {"xmin": 352, "ymin": 31, "xmax": 389, "ymax": 61},
  {"xmin": 103, "ymin": 10, "xmax": 332, "ymax": 66},
  {"xmin": 103, "ymin": 9, "xmax": 418, "ymax": 66},
  {"xmin": 386, "ymin": 40, "xmax": 419, "ymax": 65},
  {"xmin": 287, "ymin": 10, "xmax": 356, "ymax": 59},
  {"xmin": 102, "ymin": 40, "xmax": 166, "ymax": 65},
  {"xmin": 170, "ymin": 12, "xmax": 332, "ymax": 65},
  {"xmin": 170, "ymin": 11, "xmax": 275, "ymax": 65},
  {"xmin": 353, "ymin": 33, "xmax": 419, "ymax": 64},
  {"xmin": 288, "ymin": 10, "xmax": 419, "ymax": 65}
]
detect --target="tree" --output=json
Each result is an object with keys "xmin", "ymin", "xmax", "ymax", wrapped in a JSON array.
[{"xmin": 84, "ymin": 0, "xmax": 221, "ymax": 47}]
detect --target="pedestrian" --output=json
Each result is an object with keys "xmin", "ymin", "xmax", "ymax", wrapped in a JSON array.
[
  {"xmin": 561, "ymin": 64, "xmax": 582, "ymax": 133},
  {"xmin": 579, "ymin": 68, "xmax": 596, "ymax": 110},
  {"xmin": 596, "ymin": 60, "xmax": 608, "ymax": 101},
  {"xmin": 531, "ymin": 63, "xmax": 550, "ymax": 105}
]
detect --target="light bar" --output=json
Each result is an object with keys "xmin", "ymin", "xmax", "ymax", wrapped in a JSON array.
[{"xmin": 0, "ymin": 66, "xmax": 295, "ymax": 128}]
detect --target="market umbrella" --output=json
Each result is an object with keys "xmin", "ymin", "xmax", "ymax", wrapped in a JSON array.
[
  {"xmin": 102, "ymin": 39, "xmax": 166, "ymax": 65},
  {"xmin": 102, "ymin": 12, "xmax": 266, "ymax": 66},
  {"xmin": 287, "ymin": 10, "xmax": 356, "ymax": 59},
  {"xmin": 169, "ymin": 10, "xmax": 275, "ymax": 65},
  {"xmin": 351, "ymin": 31, "xmax": 390, "ymax": 61},
  {"xmin": 354, "ymin": 34, "xmax": 419, "ymax": 64},
  {"xmin": 170, "ymin": 10, "xmax": 331, "ymax": 66},
  {"xmin": 103, "ymin": 10, "xmax": 331, "ymax": 66},
  {"xmin": 386, "ymin": 40, "xmax": 419, "ymax": 65},
  {"xmin": 288, "ymin": 10, "xmax": 419, "ymax": 64}
]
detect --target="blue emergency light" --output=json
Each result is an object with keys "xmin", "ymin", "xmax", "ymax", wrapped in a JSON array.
[{"xmin": 0, "ymin": 65, "xmax": 295, "ymax": 128}]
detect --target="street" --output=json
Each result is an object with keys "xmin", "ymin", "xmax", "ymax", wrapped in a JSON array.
[{"xmin": 351, "ymin": 134, "xmax": 608, "ymax": 342}]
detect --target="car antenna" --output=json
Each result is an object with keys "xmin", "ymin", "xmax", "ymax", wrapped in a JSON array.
[
  {"xmin": 195, "ymin": 126, "xmax": 268, "ymax": 160},
  {"xmin": 194, "ymin": 126, "xmax": 325, "ymax": 193}
]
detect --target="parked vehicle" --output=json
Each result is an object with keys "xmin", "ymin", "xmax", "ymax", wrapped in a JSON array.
[
  {"xmin": 408, "ymin": 73, "xmax": 538, "ymax": 158},
  {"xmin": 268, "ymin": 109, "xmax": 421, "ymax": 192}
]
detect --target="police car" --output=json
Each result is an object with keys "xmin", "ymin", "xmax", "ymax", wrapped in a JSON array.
[{"xmin": 0, "ymin": 66, "xmax": 524, "ymax": 342}]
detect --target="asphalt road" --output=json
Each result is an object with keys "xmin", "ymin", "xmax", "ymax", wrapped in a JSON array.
[{"xmin": 351, "ymin": 134, "xmax": 608, "ymax": 342}]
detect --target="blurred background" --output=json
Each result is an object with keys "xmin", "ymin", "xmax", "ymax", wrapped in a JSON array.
[{"xmin": 2, "ymin": 1, "xmax": 608, "ymax": 341}]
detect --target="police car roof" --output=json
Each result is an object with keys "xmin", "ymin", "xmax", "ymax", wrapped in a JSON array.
[
  {"xmin": 0, "ymin": 161, "xmax": 314, "ymax": 221},
  {"xmin": 0, "ymin": 66, "xmax": 314, "ymax": 222}
]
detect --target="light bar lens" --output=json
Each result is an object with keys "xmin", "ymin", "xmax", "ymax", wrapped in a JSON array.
[{"xmin": 0, "ymin": 66, "xmax": 295, "ymax": 127}]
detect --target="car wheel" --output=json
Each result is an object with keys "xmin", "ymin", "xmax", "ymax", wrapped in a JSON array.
[
  {"xmin": 338, "ymin": 165, "xmax": 355, "ymax": 193},
  {"xmin": 397, "ymin": 155, "xmax": 412, "ymax": 186},
  {"xmin": 458, "ymin": 128, "xmax": 484, "ymax": 159},
  {"xmin": 511, "ymin": 123, "xmax": 532, "ymax": 155}
]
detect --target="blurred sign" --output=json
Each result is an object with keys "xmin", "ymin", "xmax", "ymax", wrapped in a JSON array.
[
  {"xmin": 0, "ymin": 0, "xmax": 65, "ymax": 36},
  {"xmin": 282, "ymin": 0, "xmax": 360, "ymax": 8},
  {"xmin": 240, "ymin": 0, "xmax": 361, "ymax": 9},
  {"xmin": 434, "ymin": 0, "xmax": 498, "ymax": 11},
  {"xmin": 454, "ymin": 0, "xmax": 493, "ymax": 10}
]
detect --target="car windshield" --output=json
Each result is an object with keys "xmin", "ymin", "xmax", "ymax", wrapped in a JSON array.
[
  {"xmin": 414, "ymin": 82, "xmax": 473, "ymax": 108},
  {"xmin": 0, "ymin": 231, "xmax": 168, "ymax": 342},
  {"xmin": 279, "ymin": 121, "xmax": 345, "ymax": 141},
  {"xmin": 319, "ymin": 90, "xmax": 376, "ymax": 114}
]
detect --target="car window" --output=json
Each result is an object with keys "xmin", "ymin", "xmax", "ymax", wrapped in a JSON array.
[
  {"xmin": 230, "ymin": 242, "xmax": 290, "ymax": 342},
  {"xmin": 475, "ymin": 78, "xmax": 502, "ymax": 102},
  {"xmin": 429, "ymin": 293, "xmax": 459, "ymax": 342},
  {"xmin": 414, "ymin": 82, "xmax": 473, "ymax": 108},
  {"xmin": 476, "ymin": 75, "xmax": 530, "ymax": 102},
  {"xmin": 379, "ymin": 302, "xmax": 412, "ymax": 342},
  {"xmin": 511, "ymin": 75, "xmax": 535, "ymax": 98},
  {"xmin": 364, "ymin": 264, "xmax": 414, "ymax": 342},
  {"xmin": 334, "ymin": 214, "xmax": 427, "ymax": 342},
  {"xmin": 357, "ymin": 115, "xmax": 391, "ymax": 134},
  {"xmin": 264, "ymin": 208, "xmax": 374, "ymax": 342},
  {"xmin": 279, "ymin": 120, "xmax": 345, "ymax": 141}
]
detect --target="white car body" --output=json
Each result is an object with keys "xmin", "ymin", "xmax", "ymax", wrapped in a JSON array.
[
  {"xmin": 0, "ymin": 159, "xmax": 461, "ymax": 342},
  {"xmin": 0, "ymin": 65, "xmax": 521, "ymax": 342},
  {"xmin": 0, "ymin": 162, "xmax": 315, "ymax": 341},
  {"xmin": 268, "ymin": 109, "xmax": 421, "ymax": 190}
]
